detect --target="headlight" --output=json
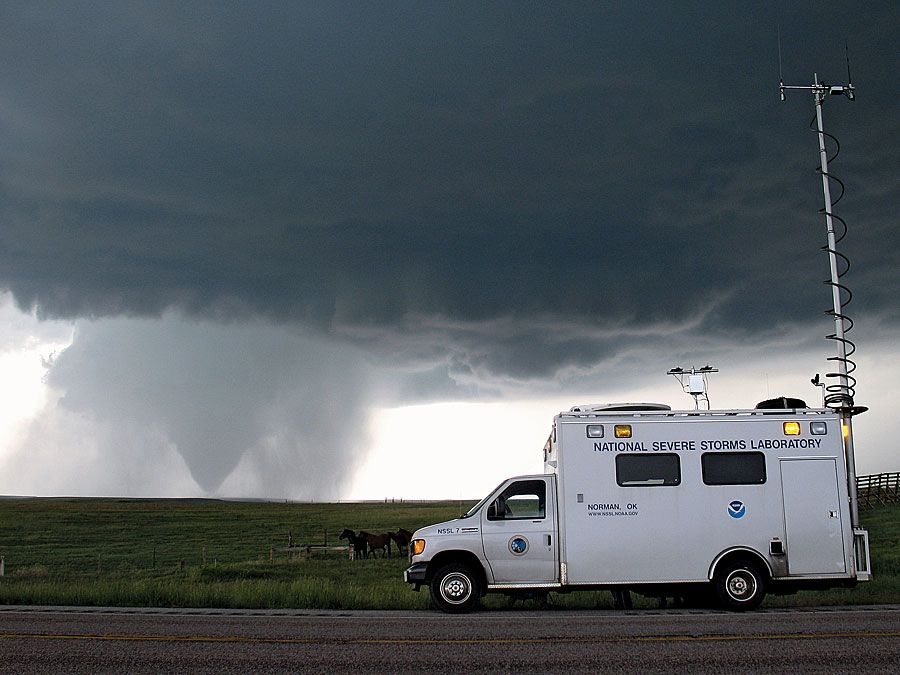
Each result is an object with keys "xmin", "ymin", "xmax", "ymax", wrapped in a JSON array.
[{"xmin": 411, "ymin": 539, "xmax": 426, "ymax": 556}]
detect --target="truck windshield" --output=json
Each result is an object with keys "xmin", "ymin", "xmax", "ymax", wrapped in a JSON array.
[{"xmin": 461, "ymin": 481, "xmax": 505, "ymax": 518}]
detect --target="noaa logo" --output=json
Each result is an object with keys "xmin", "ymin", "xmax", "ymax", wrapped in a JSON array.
[
  {"xmin": 508, "ymin": 536, "xmax": 529, "ymax": 555},
  {"xmin": 728, "ymin": 500, "xmax": 746, "ymax": 519}
]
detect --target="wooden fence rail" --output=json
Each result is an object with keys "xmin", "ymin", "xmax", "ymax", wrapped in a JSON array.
[
  {"xmin": 273, "ymin": 545, "xmax": 353, "ymax": 561},
  {"xmin": 857, "ymin": 472, "xmax": 900, "ymax": 510}
]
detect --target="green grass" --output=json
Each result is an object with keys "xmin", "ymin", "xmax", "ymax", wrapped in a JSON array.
[
  {"xmin": 0, "ymin": 498, "xmax": 896, "ymax": 609},
  {"xmin": 0, "ymin": 498, "xmax": 468, "ymax": 576},
  {"xmin": 0, "ymin": 498, "xmax": 461, "ymax": 609}
]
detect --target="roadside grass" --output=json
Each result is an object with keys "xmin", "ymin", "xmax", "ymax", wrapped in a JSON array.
[
  {"xmin": 0, "ymin": 562, "xmax": 428, "ymax": 610},
  {"xmin": 0, "ymin": 498, "xmax": 896, "ymax": 609}
]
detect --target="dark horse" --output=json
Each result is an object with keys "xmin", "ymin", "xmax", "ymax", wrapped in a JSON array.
[
  {"xmin": 358, "ymin": 531, "xmax": 392, "ymax": 558},
  {"xmin": 339, "ymin": 528, "xmax": 368, "ymax": 560},
  {"xmin": 389, "ymin": 528, "xmax": 413, "ymax": 556}
]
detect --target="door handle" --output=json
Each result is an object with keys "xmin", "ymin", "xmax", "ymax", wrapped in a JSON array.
[{"xmin": 546, "ymin": 534, "xmax": 552, "ymax": 546}]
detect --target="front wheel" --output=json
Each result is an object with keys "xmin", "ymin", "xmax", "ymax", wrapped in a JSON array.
[
  {"xmin": 715, "ymin": 559, "xmax": 767, "ymax": 611},
  {"xmin": 430, "ymin": 563, "xmax": 481, "ymax": 613}
]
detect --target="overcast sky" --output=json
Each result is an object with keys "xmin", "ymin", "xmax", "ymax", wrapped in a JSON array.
[{"xmin": 0, "ymin": 2, "xmax": 897, "ymax": 499}]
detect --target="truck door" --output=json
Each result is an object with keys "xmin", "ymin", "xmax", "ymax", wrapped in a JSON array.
[
  {"xmin": 780, "ymin": 458, "xmax": 847, "ymax": 575},
  {"xmin": 480, "ymin": 476, "xmax": 558, "ymax": 583}
]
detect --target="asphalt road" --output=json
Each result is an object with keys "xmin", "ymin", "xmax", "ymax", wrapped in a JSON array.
[{"xmin": 1, "ymin": 605, "xmax": 899, "ymax": 673}]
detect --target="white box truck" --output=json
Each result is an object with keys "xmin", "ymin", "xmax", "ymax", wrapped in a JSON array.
[{"xmin": 404, "ymin": 402, "xmax": 871, "ymax": 612}]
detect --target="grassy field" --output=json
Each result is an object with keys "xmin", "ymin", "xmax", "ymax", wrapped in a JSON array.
[
  {"xmin": 0, "ymin": 498, "xmax": 462, "ymax": 609},
  {"xmin": 0, "ymin": 498, "xmax": 896, "ymax": 610}
]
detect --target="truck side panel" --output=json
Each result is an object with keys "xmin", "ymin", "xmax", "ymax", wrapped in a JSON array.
[{"xmin": 550, "ymin": 412, "xmax": 851, "ymax": 586}]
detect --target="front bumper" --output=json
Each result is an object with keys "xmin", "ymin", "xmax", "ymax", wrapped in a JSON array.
[{"xmin": 404, "ymin": 562, "xmax": 428, "ymax": 589}]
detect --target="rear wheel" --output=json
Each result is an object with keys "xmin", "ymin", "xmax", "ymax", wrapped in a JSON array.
[
  {"xmin": 715, "ymin": 559, "xmax": 767, "ymax": 611},
  {"xmin": 430, "ymin": 563, "xmax": 481, "ymax": 614}
]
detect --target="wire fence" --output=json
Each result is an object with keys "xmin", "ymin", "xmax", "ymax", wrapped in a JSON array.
[{"xmin": 857, "ymin": 472, "xmax": 900, "ymax": 510}]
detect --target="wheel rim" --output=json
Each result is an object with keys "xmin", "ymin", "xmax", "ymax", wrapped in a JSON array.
[
  {"xmin": 439, "ymin": 572, "xmax": 473, "ymax": 605},
  {"xmin": 725, "ymin": 568, "xmax": 757, "ymax": 602}
]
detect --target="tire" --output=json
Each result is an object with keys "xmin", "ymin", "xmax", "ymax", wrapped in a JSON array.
[
  {"xmin": 429, "ymin": 563, "xmax": 481, "ymax": 614},
  {"xmin": 715, "ymin": 559, "xmax": 767, "ymax": 611}
]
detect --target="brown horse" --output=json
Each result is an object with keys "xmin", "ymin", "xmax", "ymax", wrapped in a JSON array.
[
  {"xmin": 358, "ymin": 531, "xmax": 392, "ymax": 558},
  {"xmin": 339, "ymin": 528, "xmax": 368, "ymax": 560},
  {"xmin": 389, "ymin": 528, "xmax": 413, "ymax": 556}
]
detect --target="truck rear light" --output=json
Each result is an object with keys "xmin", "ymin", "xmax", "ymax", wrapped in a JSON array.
[
  {"xmin": 810, "ymin": 421, "xmax": 828, "ymax": 435},
  {"xmin": 586, "ymin": 425, "xmax": 604, "ymax": 438},
  {"xmin": 614, "ymin": 425, "xmax": 632, "ymax": 438},
  {"xmin": 783, "ymin": 421, "xmax": 801, "ymax": 435}
]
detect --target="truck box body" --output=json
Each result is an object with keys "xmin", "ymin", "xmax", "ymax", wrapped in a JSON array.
[
  {"xmin": 550, "ymin": 407, "xmax": 855, "ymax": 586},
  {"xmin": 404, "ymin": 404, "xmax": 871, "ymax": 612}
]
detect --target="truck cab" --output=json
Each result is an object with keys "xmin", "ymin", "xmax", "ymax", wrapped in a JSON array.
[{"xmin": 404, "ymin": 474, "xmax": 559, "ymax": 612}]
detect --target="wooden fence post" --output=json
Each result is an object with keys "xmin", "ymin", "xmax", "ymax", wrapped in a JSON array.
[{"xmin": 1, "ymin": 556, "xmax": 4, "ymax": 577}]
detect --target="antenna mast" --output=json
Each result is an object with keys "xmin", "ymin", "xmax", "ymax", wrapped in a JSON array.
[
  {"xmin": 780, "ymin": 55, "xmax": 867, "ymax": 528},
  {"xmin": 780, "ymin": 70, "xmax": 855, "ymax": 400}
]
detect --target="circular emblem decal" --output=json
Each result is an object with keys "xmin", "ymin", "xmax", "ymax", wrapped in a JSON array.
[
  {"xmin": 508, "ymin": 536, "xmax": 529, "ymax": 555},
  {"xmin": 728, "ymin": 500, "xmax": 746, "ymax": 519}
]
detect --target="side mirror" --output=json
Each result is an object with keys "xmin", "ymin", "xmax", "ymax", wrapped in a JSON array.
[{"xmin": 486, "ymin": 502, "xmax": 498, "ymax": 519}]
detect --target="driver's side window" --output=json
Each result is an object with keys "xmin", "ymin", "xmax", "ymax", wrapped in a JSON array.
[{"xmin": 487, "ymin": 479, "xmax": 546, "ymax": 520}]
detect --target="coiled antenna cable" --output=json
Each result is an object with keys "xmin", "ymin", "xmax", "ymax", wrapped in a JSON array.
[
  {"xmin": 810, "ymin": 114, "xmax": 857, "ymax": 409},
  {"xmin": 780, "ymin": 61, "xmax": 862, "ymax": 413}
]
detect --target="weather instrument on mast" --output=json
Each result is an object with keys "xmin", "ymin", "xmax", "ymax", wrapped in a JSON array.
[{"xmin": 667, "ymin": 365, "xmax": 718, "ymax": 410}]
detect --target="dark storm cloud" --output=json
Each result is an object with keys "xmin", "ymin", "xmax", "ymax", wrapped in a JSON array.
[{"xmin": 1, "ymin": 2, "xmax": 897, "ymax": 378}]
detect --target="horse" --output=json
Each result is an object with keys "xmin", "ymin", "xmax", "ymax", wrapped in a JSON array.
[
  {"xmin": 389, "ymin": 528, "xmax": 413, "ymax": 556},
  {"xmin": 358, "ymin": 531, "xmax": 392, "ymax": 558},
  {"xmin": 339, "ymin": 528, "xmax": 368, "ymax": 560}
]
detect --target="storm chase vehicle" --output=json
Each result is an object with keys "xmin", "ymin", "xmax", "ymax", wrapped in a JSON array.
[{"xmin": 404, "ymin": 402, "xmax": 871, "ymax": 612}]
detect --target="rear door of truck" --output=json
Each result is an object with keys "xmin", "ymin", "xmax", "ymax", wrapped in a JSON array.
[{"xmin": 780, "ymin": 457, "xmax": 847, "ymax": 575}]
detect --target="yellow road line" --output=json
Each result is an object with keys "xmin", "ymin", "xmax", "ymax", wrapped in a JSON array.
[{"xmin": 1, "ymin": 631, "xmax": 899, "ymax": 645}]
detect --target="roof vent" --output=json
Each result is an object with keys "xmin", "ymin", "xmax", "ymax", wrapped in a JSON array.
[
  {"xmin": 755, "ymin": 396, "xmax": 808, "ymax": 410},
  {"xmin": 569, "ymin": 403, "xmax": 671, "ymax": 413}
]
